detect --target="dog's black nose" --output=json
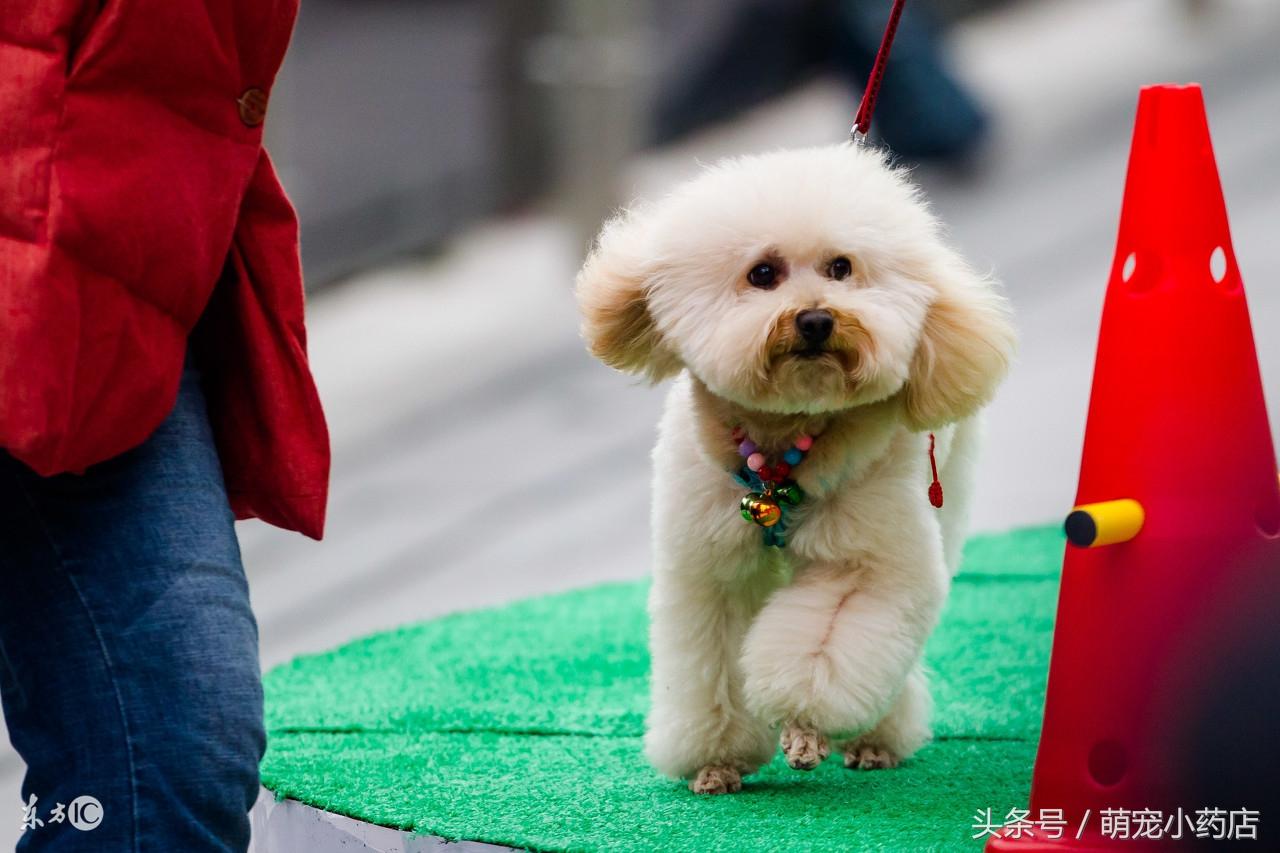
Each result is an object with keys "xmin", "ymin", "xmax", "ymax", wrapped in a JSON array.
[{"xmin": 795, "ymin": 309, "xmax": 834, "ymax": 346}]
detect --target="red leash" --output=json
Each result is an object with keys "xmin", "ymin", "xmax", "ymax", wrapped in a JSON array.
[
  {"xmin": 848, "ymin": 0, "xmax": 940, "ymax": 507},
  {"xmin": 850, "ymin": 0, "xmax": 908, "ymax": 142}
]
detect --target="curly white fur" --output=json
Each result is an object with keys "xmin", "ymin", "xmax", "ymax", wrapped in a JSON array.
[{"xmin": 575, "ymin": 144, "xmax": 1016, "ymax": 791}]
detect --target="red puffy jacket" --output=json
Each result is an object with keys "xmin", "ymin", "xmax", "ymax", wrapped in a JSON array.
[{"xmin": 0, "ymin": 0, "xmax": 329, "ymax": 538}]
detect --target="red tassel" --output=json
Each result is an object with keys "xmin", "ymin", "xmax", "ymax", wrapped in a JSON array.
[{"xmin": 927, "ymin": 432, "xmax": 944, "ymax": 508}]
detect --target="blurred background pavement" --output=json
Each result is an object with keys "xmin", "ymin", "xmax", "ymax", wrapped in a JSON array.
[{"xmin": 4, "ymin": 0, "xmax": 1280, "ymax": 844}]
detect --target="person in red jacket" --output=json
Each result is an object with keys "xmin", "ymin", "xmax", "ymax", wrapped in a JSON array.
[{"xmin": 0, "ymin": 2, "xmax": 329, "ymax": 850}]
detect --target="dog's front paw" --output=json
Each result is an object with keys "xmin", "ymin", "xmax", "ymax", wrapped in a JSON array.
[
  {"xmin": 841, "ymin": 739, "xmax": 901, "ymax": 770},
  {"xmin": 689, "ymin": 764, "xmax": 743, "ymax": 795},
  {"xmin": 780, "ymin": 721, "xmax": 830, "ymax": 771}
]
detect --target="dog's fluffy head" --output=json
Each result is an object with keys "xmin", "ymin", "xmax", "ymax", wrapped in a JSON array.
[{"xmin": 575, "ymin": 144, "xmax": 1015, "ymax": 429}]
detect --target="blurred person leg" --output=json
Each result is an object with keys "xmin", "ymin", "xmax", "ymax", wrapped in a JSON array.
[
  {"xmin": 0, "ymin": 352, "xmax": 264, "ymax": 852},
  {"xmin": 826, "ymin": 0, "xmax": 987, "ymax": 161},
  {"xmin": 652, "ymin": 0, "xmax": 829, "ymax": 144},
  {"xmin": 652, "ymin": 0, "xmax": 986, "ymax": 163}
]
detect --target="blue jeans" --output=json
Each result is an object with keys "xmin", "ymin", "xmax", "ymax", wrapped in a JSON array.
[{"xmin": 0, "ymin": 356, "xmax": 264, "ymax": 851}]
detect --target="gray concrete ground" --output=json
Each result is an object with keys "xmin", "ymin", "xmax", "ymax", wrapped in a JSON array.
[{"xmin": 3, "ymin": 0, "xmax": 1279, "ymax": 848}]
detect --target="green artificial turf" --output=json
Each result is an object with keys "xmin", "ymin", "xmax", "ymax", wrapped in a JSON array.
[{"xmin": 261, "ymin": 524, "xmax": 1065, "ymax": 852}]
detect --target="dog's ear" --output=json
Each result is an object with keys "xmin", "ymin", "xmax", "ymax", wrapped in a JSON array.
[
  {"xmin": 575, "ymin": 209, "xmax": 682, "ymax": 382},
  {"xmin": 903, "ymin": 259, "xmax": 1016, "ymax": 431}
]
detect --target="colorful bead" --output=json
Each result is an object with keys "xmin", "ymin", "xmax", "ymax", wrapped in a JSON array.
[
  {"xmin": 746, "ymin": 452, "xmax": 765, "ymax": 472},
  {"xmin": 757, "ymin": 465, "xmax": 774, "ymax": 482},
  {"xmin": 738, "ymin": 440, "xmax": 757, "ymax": 457},
  {"xmin": 773, "ymin": 462, "xmax": 791, "ymax": 479},
  {"xmin": 783, "ymin": 447, "xmax": 803, "ymax": 465},
  {"xmin": 794, "ymin": 434, "xmax": 814, "ymax": 451},
  {"xmin": 731, "ymin": 426, "xmax": 747, "ymax": 443}
]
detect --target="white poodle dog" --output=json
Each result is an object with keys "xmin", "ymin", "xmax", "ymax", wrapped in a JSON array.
[{"xmin": 575, "ymin": 143, "xmax": 1016, "ymax": 794}]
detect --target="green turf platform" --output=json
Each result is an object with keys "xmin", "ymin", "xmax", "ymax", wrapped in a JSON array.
[{"xmin": 261, "ymin": 524, "xmax": 1065, "ymax": 852}]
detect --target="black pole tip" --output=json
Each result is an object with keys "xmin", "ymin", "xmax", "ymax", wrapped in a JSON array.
[{"xmin": 1064, "ymin": 509, "xmax": 1098, "ymax": 548}]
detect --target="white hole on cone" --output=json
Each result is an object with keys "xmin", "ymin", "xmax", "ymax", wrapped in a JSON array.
[
  {"xmin": 1121, "ymin": 253, "xmax": 1137, "ymax": 283},
  {"xmin": 1210, "ymin": 246, "xmax": 1228, "ymax": 283}
]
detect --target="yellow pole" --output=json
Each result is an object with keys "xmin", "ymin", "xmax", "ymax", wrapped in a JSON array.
[{"xmin": 1064, "ymin": 499, "xmax": 1145, "ymax": 548}]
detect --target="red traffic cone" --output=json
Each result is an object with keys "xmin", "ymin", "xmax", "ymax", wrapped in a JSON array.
[{"xmin": 987, "ymin": 84, "xmax": 1280, "ymax": 850}]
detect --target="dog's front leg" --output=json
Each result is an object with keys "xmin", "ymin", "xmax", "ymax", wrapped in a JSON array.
[
  {"xmin": 739, "ymin": 560, "xmax": 946, "ymax": 768},
  {"xmin": 839, "ymin": 663, "xmax": 932, "ymax": 769},
  {"xmin": 644, "ymin": 560, "xmax": 777, "ymax": 794}
]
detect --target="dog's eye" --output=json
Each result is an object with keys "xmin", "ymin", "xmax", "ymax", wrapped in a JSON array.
[
  {"xmin": 827, "ymin": 257, "xmax": 853, "ymax": 281},
  {"xmin": 747, "ymin": 262, "xmax": 778, "ymax": 289}
]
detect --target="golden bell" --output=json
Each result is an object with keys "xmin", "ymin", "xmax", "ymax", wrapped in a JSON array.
[{"xmin": 740, "ymin": 494, "xmax": 782, "ymax": 527}]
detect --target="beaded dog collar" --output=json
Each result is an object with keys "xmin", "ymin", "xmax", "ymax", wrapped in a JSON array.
[
  {"xmin": 730, "ymin": 427, "xmax": 945, "ymax": 549},
  {"xmin": 730, "ymin": 426, "xmax": 814, "ymax": 549}
]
